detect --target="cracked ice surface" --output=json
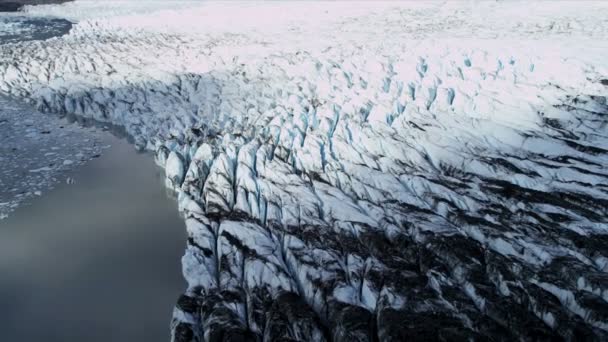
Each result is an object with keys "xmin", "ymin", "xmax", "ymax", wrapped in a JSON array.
[{"xmin": 2, "ymin": 1, "xmax": 608, "ymax": 340}]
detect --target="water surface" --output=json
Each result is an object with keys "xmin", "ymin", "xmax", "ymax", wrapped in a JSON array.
[
  {"xmin": 0, "ymin": 135, "xmax": 186, "ymax": 342},
  {"xmin": 0, "ymin": 14, "xmax": 71, "ymax": 44}
]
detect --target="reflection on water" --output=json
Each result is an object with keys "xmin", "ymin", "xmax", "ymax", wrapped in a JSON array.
[{"xmin": 0, "ymin": 135, "xmax": 186, "ymax": 342}]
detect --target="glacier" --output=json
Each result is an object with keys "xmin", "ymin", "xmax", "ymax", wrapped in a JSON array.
[{"xmin": 2, "ymin": 1, "xmax": 608, "ymax": 340}]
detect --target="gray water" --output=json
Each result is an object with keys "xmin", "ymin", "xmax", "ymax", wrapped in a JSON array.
[
  {"xmin": 0, "ymin": 135, "xmax": 186, "ymax": 342},
  {"xmin": 0, "ymin": 15, "xmax": 72, "ymax": 44}
]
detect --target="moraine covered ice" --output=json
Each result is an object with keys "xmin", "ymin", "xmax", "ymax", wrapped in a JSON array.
[{"xmin": 2, "ymin": 1, "xmax": 608, "ymax": 340}]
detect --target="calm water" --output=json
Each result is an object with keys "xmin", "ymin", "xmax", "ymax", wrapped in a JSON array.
[{"xmin": 0, "ymin": 135, "xmax": 186, "ymax": 342}]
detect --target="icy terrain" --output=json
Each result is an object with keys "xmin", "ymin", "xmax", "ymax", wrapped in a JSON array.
[{"xmin": 2, "ymin": 1, "xmax": 608, "ymax": 340}]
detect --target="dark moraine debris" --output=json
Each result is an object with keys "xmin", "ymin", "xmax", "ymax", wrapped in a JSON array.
[{"xmin": 2, "ymin": 4, "xmax": 607, "ymax": 339}]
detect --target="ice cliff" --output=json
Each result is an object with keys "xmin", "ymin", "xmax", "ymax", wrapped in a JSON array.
[{"xmin": 2, "ymin": 1, "xmax": 608, "ymax": 340}]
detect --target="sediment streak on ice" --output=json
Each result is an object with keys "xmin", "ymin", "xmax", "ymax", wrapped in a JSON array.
[{"xmin": 2, "ymin": 1, "xmax": 608, "ymax": 340}]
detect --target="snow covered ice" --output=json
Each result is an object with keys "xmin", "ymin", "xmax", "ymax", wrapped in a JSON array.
[{"xmin": 2, "ymin": 1, "xmax": 608, "ymax": 340}]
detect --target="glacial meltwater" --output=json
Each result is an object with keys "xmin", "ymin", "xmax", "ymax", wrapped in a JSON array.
[
  {"xmin": 0, "ymin": 135, "xmax": 186, "ymax": 342},
  {"xmin": 0, "ymin": 15, "xmax": 71, "ymax": 44},
  {"xmin": 1, "ymin": 14, "xmax": 186, "ymax": 342}
]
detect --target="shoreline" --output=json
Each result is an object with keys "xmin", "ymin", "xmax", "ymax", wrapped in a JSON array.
[
  {"xmin": 0, "ymin": 134, "xmax": 186, "ymax": 342},
  {"xmin": 0, "ymin": 95, "xmax": 109, "ymax": 220}
]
